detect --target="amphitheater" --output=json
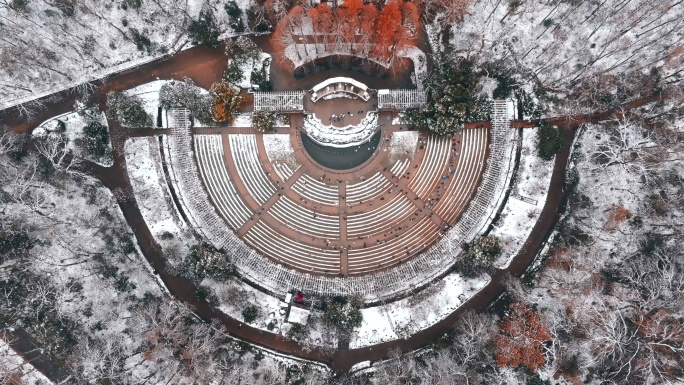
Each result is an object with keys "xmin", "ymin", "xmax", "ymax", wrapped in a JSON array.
[{"xmin": 163, "ymin": 79, "xmax": 516, "ymax": 301}]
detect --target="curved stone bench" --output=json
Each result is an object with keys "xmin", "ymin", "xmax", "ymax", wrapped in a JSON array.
[{"xmin": 311, "ymin": 77, "xmax": 370, "ymax": 103}]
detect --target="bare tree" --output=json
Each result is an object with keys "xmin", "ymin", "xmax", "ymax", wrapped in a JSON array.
[{"xmin": 33, "ymin": 133, "xmax": 86, "ymax": 179}]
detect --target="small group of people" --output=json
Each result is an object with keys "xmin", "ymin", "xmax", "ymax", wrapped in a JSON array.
[{"xmin": 330, "ymin": 114, "xmax": 346, "ymax": 123}]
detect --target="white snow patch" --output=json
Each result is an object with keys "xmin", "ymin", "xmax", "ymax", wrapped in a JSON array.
[
  {"xmin": 33, "ymin": 109, "xmax": 112, "ymax": 167},
  {"xmin": 124, "ymin": 136, "xmax": 195, "ymax": 259},
  {"xmin": 263, "ymin": 134, "xmax": 301, "ymax": 181},
  {"xmin": 388, "ymin": 131, "xmax": 419, "ymax": 163},
  {"xmin": 490, "ymin": 128, "xmax": 554, "ymax": 268},
  {"xmin": 0, "ymin": 339, "xmax": 52, "ymax": 385},
  {"xmin": 350, "ymin": 274, "xmax": 490, "ymax": 348}
]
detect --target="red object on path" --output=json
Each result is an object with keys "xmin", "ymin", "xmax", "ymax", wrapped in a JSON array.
[{"xmin": 295, "ymin": 292, "xmax": 304, "ymax": 303}]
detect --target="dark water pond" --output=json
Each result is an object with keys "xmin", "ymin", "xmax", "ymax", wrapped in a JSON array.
[{"xmin": 301, "ymin": 130, "xmax": 381, "ymax": 170}]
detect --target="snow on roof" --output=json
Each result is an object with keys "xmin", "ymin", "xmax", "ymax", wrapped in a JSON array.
[{"xmin": 287, "ymin": 305, "xmax": 310, "ymax": 325}]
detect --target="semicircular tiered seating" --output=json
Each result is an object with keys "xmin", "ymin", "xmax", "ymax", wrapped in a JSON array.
[{"xmin": 189, "ymin": 125, "xmax": 492, "ymax": 277}]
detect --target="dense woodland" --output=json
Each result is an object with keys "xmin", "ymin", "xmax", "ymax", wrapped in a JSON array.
[{"xmin": 1, "ymin": 0, "xmax": 684, "ymax": 383}]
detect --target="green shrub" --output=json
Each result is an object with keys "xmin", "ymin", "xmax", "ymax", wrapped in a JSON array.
[
  {"xmin": 123, "ymin": 0, "xmax": 142, "ymax": 9},
  {"xmin": 196, "ymin": 286, "xmax": 219, "ymax": 307},
  {"xmin": 11, "ymin": 0, "xmax": 29, "ymax": 11},
  {"xmin": 184, "ymin": 244, "xmax": 234, "ymax": 280},
  {"xmin": 537, "ymin": 122, "xmax": 563, "ymax": 160},
  {"xmin": 286, "ymin": 323, "xmax": 309, "ymax": 341},
  {"xmin": 252, "ymin": 111, "xmax": 277, "ymax": 132},
  {"xmin": 225, "ymin": 1, "xmax": 245, "ymax": 32},
  {"xmin": 118, "ymin": 235, "xmax": 136, "ymax": 254},
  {"xmin": 115, "ymin": 275, "xmax": 136, "ymax": 292},
  {"xmin": 130, "ymin": 28, "xmax": 153, "ymax": 54},
  {"xmin": 56, "ymin": 0, "xmax": 76, "ymax": 16},
  {"xmin": 323, "ymin": 296, "xmax": 362, "ymax": 332},
  {"xmin": 242, "ymin": 305, "xmax": 259, "ymax": 323},
  {"xmin": 107, "ymin": 91, "xmax": 153, "ymax": 128}
]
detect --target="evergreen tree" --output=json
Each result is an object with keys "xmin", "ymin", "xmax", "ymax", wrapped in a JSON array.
[
  {"xmin": 224, "ymin": 1, "xmax": 245, "ymax": 33},
  {"xmin": 403, "ymin": 59, "xmax": 491, "ymax": 136},
  {"xmin": 106, "ymin": 91, "xmax": 153, "ymax": 128},
  {"xmin": 536, "ymin": 122, "xmax": 563, "ymax": 160},
  {"xmin": 79, "ymin": 120, "xmax": 112, "ymax": 164},
  {"xmin": 188, "ymin": 10, "xmax": 221, "ymax": 48}
]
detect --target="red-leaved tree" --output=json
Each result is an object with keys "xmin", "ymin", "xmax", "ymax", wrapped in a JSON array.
[
  {"xmin": 337, "ymin": 0, "xmax": 364, "ymax": 52},
  {"xmin": 373, "ymin": 0, "xmax": 405, "ymax": 63},
  {"xmin": 494, "ymin": 302, "xmax": 552, "ymax": 371}
]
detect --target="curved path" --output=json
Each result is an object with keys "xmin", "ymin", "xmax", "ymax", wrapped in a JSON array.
[{"xmin": 0, "ymin": 39, "xmax": 676, "ymax": 376}]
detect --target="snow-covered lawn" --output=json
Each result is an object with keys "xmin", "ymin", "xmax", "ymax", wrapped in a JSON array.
[
  {"xmin": 490, "ymin": 128, "xmax": 554, "ymax": 268},
  {"xmin": 350, "ymin": 274, "xmax": 490, "ymax": 348},
  {"xmin": 124, "ymin": 137, "xmax": 196, "ymax": 259},
  {"xmin": 204, "ymin": 278, "xmax": 288, "ymax": 334},
  {"xmin": 33, "ymin": 109, "xmax": 112, "ymax": 167},
  {"xmin": 235, "ymin": 52, "xmax": 272, "ymax": 89}
]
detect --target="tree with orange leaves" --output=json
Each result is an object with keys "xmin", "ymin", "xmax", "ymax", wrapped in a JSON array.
[
  {"xmin": 309, "ymin": 3, "xmax": 335, "ymax": 35},
  {"xmin": 357, "ymin": 3, "xmax": 378, "ymax": 57},
  {"xmin": 210, "ymin": 81, "xmax": 243, "ymax": 124},
  {"xmin": 494, "ymin": 302, "xmax": 551, "ymax": 371},
  {"xmin": 373, "ymin": 0, "xmax": 411, "ymax": 65},
  {"xmin": 337, "ymin": 0, "xmax": 363, "ymax": 50},
  {"xmin": 401, "ymin": 1, "xmax": 420, "ymax": 37},
  {"xmin": 308, "ymin": 3, "xmax": 336, "ymax": 53}
]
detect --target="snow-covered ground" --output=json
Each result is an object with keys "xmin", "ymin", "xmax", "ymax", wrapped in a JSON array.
[
  {"xmin": 388, "ymin": 131, "xmax": 419, "ymax": 163},
  {"xmin": 350, "ymin": 274, "xmax": 490, "ymax": 348},
  {"xmin": 124, "ymin": 81, "xmax": 166, "ymax": 128},
  {"xmin": 490, "ymin": 129, "xmax": 554, "ymax": 268},
  {"xmin": 33, "ymin": 109, "xmax": 112, "ymax": 166},
  {"xmin": 204, "ymin": 278, "xmax": 287, "ymax": 333},
  {"xmin": 231, "ymin": 114, "xmax": 253, "ymax": 127},
  {"xmin": 124, "ymin": 137, "xmax": 196, "ymax": 260},
  {"xmin": 449, "ymin": 0, "xmax": 683, "ymax": 115},
  {"xmin": 303, "ymin": 112, "xmax": 379, "ymax": 147},
  {"xmin": 263, "ymin": 134, "xmax": 301, "ymax": 181},
  {"xmin": 0, "ymin": 0, "xmax": 252, "ymax": 110},
  {"xmin": 0, "ymin": 339, "xmax": 52, "ymax": 385}
]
